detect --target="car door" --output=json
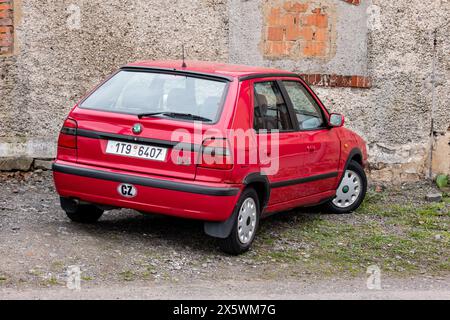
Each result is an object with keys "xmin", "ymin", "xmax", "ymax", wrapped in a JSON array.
[
  {"xmin": 280, "ymin": 79, "xmax": 341, "ymax": 198},
  {"xmin": 252, "ymin": 79, "xmax": 301, "ymax": 204}
]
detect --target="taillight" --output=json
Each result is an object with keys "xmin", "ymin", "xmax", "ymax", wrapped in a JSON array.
[
  {"xmin": 198, "ymin": 138, "xmax": 233, "ymax": 170},
  {"xmin": 58, "ymin": 118, "xmax": 78, "ymax": 149}
]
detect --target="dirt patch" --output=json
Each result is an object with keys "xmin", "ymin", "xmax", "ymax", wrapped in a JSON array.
[{"xmin": 0, "ymin": 171, "xmax": 448, "ymax": 291}]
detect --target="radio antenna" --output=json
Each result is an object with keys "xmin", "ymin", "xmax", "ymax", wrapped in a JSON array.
[{"xmin": 182, "ymin": 45, "xmax": 187, "ymax": 68}]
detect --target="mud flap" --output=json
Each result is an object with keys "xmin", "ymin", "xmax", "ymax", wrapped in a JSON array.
[{"xmin": 204, "ymin": 210, "xmax": 238, "ymax": 239}]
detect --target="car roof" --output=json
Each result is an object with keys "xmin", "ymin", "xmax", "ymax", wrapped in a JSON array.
[{"xmin": 125, "ymin": 60, "xmax": 297, "ymax": 80}]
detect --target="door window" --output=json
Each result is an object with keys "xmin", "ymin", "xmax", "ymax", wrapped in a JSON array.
[
  {"xmin": 253, "ymin": 82, "xmax": 294, "ymax": 132},
  {"xmin": 283, "ymin": 81, "xmax": 325, "ymax": 130}
]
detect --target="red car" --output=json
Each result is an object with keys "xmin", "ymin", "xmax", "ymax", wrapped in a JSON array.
[{"xmin": 53, "ymin": 61, "xmax": 368, "ymax": 254}]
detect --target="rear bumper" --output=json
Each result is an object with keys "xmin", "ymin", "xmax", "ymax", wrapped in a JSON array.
[{"xmin": 53, "ymin": 161, "xmax": 241, "ymax": 222}]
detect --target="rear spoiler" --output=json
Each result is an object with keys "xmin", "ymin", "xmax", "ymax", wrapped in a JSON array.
[{"xmin": 121, "ymin": 66, "xmax": 234, "ymax": 83}]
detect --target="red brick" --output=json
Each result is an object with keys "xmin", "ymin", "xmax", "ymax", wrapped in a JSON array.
[
  {"xmin": 0, "ymin": 39, "xmax": 12, "ymax": 46},
  {"xmin": 265, "ymin": 41, "xmax": 292, "ymax": 56},
  {"xmin": 268, "ymin": 8, "xmax": 281, "ymax": 26},
  {"xmin": 341, "ymin": 0, "xmax": 361, "ymax": 5},
  {"xmin": 0, "ymin": 0, "xmax": 13, "ymax": 56},
  {"xmin": 301, "ymin": 74, "xmax": 372, "ymax": 89},
  {"xmin": 299, "ymin": 27, "xmax": 314, "ymax": 41},
  {"xmin": 0, "ymin": 32, "xmax": 11, "ymax": 40},
  {"xmin": 0, "ymin": 26, "xmax": 12, "ymax": 33},
  {"xmin": 0, "ymin": 18, "xmax": 12, "ymax": 26},
  {"xmin": 267, "ymin": 27, "xmax": 284, "ymax": 41},
  {"xmin": 285, "ymin": 25, "xmax": 299, "ymax": 41},
  {"xmin": 283, "ymin": 1, "xmax": 308, "ymax": 13},
  {"xmin": 303, "ymin": 41, "xmax": 326, "ymax": 57},
  {"xmin": 280, "ymin": 13, "xmax": 297, "ymax": 26},
  {"xmin": 314, "ymin": 28, "xmax": 328, "ymax": 41},
  {"xmin": 0, "ymin": 10, "xmax": 11, "ymax": 19},
  {"xmin": 0, "ymin": 3, "xmax": 11, "ymax": 10}
]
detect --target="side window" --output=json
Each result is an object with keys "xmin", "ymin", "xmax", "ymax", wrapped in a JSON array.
[
  {"xmin": 254, "ymin": 82, "xmax": 294, "ymax": 132},
  {"xmin": 283, "ymin": 81, "xmax": 325, "ymax": 130}
]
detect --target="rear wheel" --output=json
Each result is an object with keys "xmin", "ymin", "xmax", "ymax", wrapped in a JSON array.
[
  {"xmin": 325, "ymin": 161, "xmax": 367, "ymax": 214},
  {"xmin": 219, "ymin": 188, "xmax": 260, "ymax": 255},
  {"xmin": 60, "ymin": 197, "xmax": 104, "ymax": 223}
]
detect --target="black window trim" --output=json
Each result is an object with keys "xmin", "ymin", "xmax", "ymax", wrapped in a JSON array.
[
  {"xmin": 240, "ymin": 73, "xmax": 300, "ymax": 82},
  {"xmin": 252, "ymin": 80, "xmax": 297, "ymax": 134},
  {"xmin": 77, "ymin": 69, "xmax": 231, "ymax": 125},
  {"xmin": 279, "ymin": 79, "xmax": 329, "ymax": 132}
]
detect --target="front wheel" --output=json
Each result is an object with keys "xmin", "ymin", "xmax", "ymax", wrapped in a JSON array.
[
  {"xmin": 219, "ymin": 188, "xmax": 260, "ymax": 255},
  {"xmin": 325, "ymin": 161, "xmax": 368, "ymax": 214}
]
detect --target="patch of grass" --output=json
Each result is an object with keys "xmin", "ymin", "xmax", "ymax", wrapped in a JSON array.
[
  {"xmin": 255, "ymin": 199, "xmax": 450, "ymax": 276},
  {"xmin": 42, "ymin": 277, "xmax": 60, "ymax": 287},
  {"xmin": 119, "ymin": 270, "xmax": 135, "ymax": 282},
  {"xmin": 358, "ymin": 190, "xmax": 387, "ymax": 214},
  {"xmin": 0, "ymin": 276, "xmax": 7, "ymax": 282},
  {"xmin": 141, "ymin": 266, "xmax": 157, "ymax": 279},
  {"xmin": 81, "ymin": 276, "xmax": 93, "ymax": 282},
  {"xmin": 51, "ymin": 261, "xmax": 65, "ymax": 270},
  {"xmin": 266, "ymin": 250, "xmax": 300, "ymax": 262}
]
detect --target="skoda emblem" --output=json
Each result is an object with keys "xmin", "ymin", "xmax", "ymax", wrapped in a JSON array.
[{"xmin": 132, "ymin": 123, "xmax": 143, "ymax": 135}]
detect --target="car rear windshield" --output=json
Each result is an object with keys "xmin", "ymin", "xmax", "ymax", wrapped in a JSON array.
[{"xmin": 80, "ymin": 70, "xmax": 229, "ymax": 123}]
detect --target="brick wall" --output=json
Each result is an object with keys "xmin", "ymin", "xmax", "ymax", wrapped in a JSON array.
[
  {"xmin": 260, "ymin": 0, "xmax": 370, "ymax": 89},
  {"xmin": 341, "ymin": 0, "xmax": 360, "ymax": 5},
  {"xmin": 300, "ymin": 73, "xmax": 372, "ymax": 89},
  {"xmin": 263, "ymin": 2, "xmax": 334, "ymax": 59},
  {"xmin": 0, "ymin": 0, "xmax": 13, "ymax": 55}
]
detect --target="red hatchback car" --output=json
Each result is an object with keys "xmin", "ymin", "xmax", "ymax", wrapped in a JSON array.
[{"xmin": 53, "ymin": 61, "xmax": 368, "ymax": 254}]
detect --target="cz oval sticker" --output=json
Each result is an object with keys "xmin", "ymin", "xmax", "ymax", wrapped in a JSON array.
[{"xmin": 118, "ymin": 184, "xmax": 137, "ymax": 198}]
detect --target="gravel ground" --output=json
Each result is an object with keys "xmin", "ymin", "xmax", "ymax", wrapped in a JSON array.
[{"xmin": 0, "ymin": 170, "xmax": 448, "ymax": 300}]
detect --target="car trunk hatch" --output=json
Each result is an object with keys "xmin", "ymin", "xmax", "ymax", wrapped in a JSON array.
[{"xmin": 72, "ymin": 109, "xmax": 202, "ymax": 180}]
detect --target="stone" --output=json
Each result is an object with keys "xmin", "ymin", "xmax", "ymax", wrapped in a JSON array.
[
  {"xmin": 426, "ymin": 193, "xmax": 443, "ymax": 203},
  {"xmin": 0, "ymin": 157, "xmax": 33, "ymax": 171},
  {"xmin": 34, "ymin": 159, "xmax": 53, "ymax": 171}
]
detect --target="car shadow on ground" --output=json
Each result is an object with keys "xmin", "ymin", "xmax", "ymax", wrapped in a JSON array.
[{"xmin": 67, "ymin": 206, "xmax": 327, "ymax": 255}]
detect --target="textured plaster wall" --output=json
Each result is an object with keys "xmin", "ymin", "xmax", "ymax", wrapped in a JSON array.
[
  {"xmin": 0, "ymin": 0, "xmax": 229, "ymax": 157},
  {"xmin": 0, "ymin": 0, "xmax": 449, "ymax": 181}
]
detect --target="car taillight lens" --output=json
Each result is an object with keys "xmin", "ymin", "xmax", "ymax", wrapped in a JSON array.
[
  {"xmin": 58, "ymin": 118, "xmax": 78, "ymax": 149},
  {"xmin": 198, "ymin": 138, "xmax": 233, "ymax": 170}
]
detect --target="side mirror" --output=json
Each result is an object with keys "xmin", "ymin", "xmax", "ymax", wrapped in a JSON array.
[{"xmin": 329, "ymin": 113, "xmax": 345, "ymax": 128}]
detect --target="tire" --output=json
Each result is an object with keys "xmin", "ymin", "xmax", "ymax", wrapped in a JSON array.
[
  {"xmin": 219, "ymin": 188, "xmax": 260, "ymax": 255},
  {"xmin": 325, "ymin": 161, "xmax": 368, "ymax": 214},
  {"xmin": 60, "ymin": 198, "xmax": 104, "ymax": 224}
]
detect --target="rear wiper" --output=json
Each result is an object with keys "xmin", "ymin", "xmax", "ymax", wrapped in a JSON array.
[
  {"xmin": 137, "ymin": 112, "xmax": 167, "ymax": 119},
  {"xmin": 138, "ymin": 112, "xmax": 212, "ymax": 122}
]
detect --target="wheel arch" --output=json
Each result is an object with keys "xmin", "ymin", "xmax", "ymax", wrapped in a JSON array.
[
  {"xmin": 349, "ymin": 149, "xmax": 363, "ymax": 166},
  {"xmin": 243, "ymin": 172, "xmax": 271, "ymax": 210},
  {"xmin": 338, "ymin": 148, "xmax": 364, "ymax": 185},
  {"xmin": 204, "ymin": 172, "xmax": 270, "ymax": 239}
]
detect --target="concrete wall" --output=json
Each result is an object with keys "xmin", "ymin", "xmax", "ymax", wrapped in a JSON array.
[{"xmin": 0, "ymin": 0, "xmax": 449, "ymax": 181}]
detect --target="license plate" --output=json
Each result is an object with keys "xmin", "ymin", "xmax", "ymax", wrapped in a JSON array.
[{"xmin": 106, "ymin": 140, "xmax": 168, "ymax": 162}]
